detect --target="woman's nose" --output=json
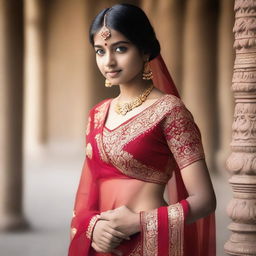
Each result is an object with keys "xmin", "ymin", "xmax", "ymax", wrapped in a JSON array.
[{"xmin": 105, "ymin": 52, "xmax": 116, "ymax": 67}]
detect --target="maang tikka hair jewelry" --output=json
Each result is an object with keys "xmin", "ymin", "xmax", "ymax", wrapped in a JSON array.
[
  {"xmin": 142, "ymin": 59, "xmax": 153, "ymax": 80},
  {"xmin": 99, "ymin": 11, "xmax": 111, "ymax": 41},
  {"xmin": 100, "ymin": 11, "xmax": 112, "ymax": 87}
]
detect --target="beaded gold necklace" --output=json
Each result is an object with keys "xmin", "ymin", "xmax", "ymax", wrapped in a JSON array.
[{"xmin": 115, "ymin": 85, "xmax": 154, "ymax": 116}]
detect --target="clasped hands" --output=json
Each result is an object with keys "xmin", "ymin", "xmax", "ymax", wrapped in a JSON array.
[{"xmin": 92, "ymin": 205, "xmax": 140, "ymax": 254}]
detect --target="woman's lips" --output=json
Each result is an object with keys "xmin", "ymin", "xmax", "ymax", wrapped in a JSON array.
[{"xmin": 106, "ymin": 70, "xmax": 121, "ymax": 78}]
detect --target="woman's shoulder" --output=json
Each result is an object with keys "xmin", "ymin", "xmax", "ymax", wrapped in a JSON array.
[
  {"xmin": 156, "ymin": 93, "xmax": 185, "ymax": 112},
  {"xmin": 153, "ymin": 94, "xmax": 196, "ymax": 125},
  {"xmin": 157, "ymin": 94, "xmax": 196, "ymax": 127}
]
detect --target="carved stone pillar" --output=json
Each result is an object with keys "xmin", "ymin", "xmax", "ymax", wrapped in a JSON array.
[
  {"xmin": 0, "ymin": 0, "xmax": 26, "ymax": 230},
  {"xmin": 225, "ymin": 1, "xmax": 256, "ymax": 255}
]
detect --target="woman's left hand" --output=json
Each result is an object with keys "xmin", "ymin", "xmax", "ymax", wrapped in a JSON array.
[{"xmin": 100, "ymin": 205, "xmax": 140, "ymax": 236}]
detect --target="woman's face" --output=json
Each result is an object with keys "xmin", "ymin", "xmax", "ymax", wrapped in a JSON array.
[{"xmin": 93, "ymin": 29, "xmax": 147, "ymax": 86}]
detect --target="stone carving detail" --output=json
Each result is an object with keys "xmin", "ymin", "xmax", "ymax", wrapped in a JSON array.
[
  {"xmin": 232, "ymin": 68, "xmax": 256, "ymax": 92},
  {"xmin": 233, "ymin": 1, "xmax": 256, "ymax": 49},
  {"xmin": 232, "ymin": 103, "xmax": 256, "ymax": 143},
  {"xmin": 226, "ymin": 152, "xmax": 256, "ymax": 174},
  {"xmin": 234, "ymin": 0, "xmax": 256, "ymax": 12},
  {"xmin": 227, "ymin": 198, "xmax": 256, "ymax": 223},
  {"xmin": 233, "ymin": 70, "xmax": 256, "ymax": 84},
  {"xmin": 225, "ymin": 0, "xmax": 256, "ymax": 255}
]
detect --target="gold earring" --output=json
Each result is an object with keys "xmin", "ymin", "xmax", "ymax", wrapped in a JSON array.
[
  {"xmin": 142, "ymin": 60, "xmax": 153, "ymax": 80},
  {"xmin": 105, "ymin": 79, "xmax": 112, "ymax": 87}
]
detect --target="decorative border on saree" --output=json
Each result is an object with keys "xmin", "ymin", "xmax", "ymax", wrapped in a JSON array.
[
  {"xmin": 129, "ymin": 242, "xmax": 142, "ymax": 256},
  {"xmin": 94, "ymin": 100, "xmax": 111, "ymax": 129},
  {"xmin": 95, "ymin": 133, "xmax": 109, "ymax": 163},
  {"xmin": 140, "ymin": 209, "xmax": 158, "ymax": 256},
  {"xmin": 168, "ymin": 203, "xmax": 184, "ymax": 256}
]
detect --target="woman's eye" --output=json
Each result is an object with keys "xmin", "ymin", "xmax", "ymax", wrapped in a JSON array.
[
  {"xmin": 95, "ymin": 49, "xmax": 104, "ymax": 56},
  {"xmin": 115, "ymin": 46, "xmax": 127, "ymax": 53}
]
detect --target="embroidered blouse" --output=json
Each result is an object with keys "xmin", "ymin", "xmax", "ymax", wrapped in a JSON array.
[{"xmin": 86, "ymin": 94, "xmax": 205, "ymax": 185}]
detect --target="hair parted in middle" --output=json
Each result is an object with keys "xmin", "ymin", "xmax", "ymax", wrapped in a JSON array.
[{"xmin": 89, "ymin": 3, "xmax": 160, "ymax": 61}]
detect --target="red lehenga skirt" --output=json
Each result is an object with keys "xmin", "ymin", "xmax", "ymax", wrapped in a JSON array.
[{"xmin": 68, "ymin": 95, "xmax": 216, "ymax": 256}]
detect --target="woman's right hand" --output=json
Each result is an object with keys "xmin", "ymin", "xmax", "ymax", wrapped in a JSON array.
[{"xmin": 92, "ymin": 219, "xmax": 130, "ymax": 253}]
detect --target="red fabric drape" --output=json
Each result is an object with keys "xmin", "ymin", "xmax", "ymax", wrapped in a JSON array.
[{"xmin": 150, "ymin": 54, "xmax": 216, "ymax": 256}]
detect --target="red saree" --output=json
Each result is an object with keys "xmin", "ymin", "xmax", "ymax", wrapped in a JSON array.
[{"xmin": 68, "ymin": 55, "xmax": 216, "ymax": 256}]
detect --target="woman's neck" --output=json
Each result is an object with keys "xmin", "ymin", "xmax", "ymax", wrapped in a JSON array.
[{"xmin": 118, "ymin": 79, "xmax": 152, "ymax": 102}]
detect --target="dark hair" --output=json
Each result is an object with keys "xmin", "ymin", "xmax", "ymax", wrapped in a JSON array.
[{"xmin": 89, "ymin": 4, "xmax": 160, "ymax": 60}]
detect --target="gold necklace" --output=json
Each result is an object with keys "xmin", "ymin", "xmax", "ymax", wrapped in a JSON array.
[{"xmin": 115, "ymin": 85, "xmax": 154, "ymax": 116}]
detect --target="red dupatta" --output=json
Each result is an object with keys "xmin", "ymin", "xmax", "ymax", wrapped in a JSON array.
[{"xmin": 150, "ymin": 55, "xmax": 216, "ymax": 256}]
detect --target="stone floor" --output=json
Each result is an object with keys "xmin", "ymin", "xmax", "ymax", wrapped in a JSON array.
[{"xmin": 0, "ymin": 146, "xmax": 232, "ymax": 256}]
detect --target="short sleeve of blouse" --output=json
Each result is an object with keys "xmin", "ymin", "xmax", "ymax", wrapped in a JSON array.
[{"xmin": 163, "ymin": 104, "xmax": 205, "ymax": 170}]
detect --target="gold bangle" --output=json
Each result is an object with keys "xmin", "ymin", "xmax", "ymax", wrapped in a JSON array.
[{"xmin": 86, "ymin": 214, "xmax": 100, "ymax": 239}]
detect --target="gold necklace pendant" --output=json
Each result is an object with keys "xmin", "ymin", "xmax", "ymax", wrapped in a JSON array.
[{"xmin": 115, "ymin": 85, "xmax": 154, "ymax": 116}]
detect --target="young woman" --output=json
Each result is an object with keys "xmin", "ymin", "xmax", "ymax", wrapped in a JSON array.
[{"xmin": 68, "ymin": 4, "xmax": 216, "ymax": 256}]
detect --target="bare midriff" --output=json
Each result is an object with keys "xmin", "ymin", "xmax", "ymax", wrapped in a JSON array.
[{"xmin": 99, "ymin": 178, "xmax": 168, "ymax": 213}]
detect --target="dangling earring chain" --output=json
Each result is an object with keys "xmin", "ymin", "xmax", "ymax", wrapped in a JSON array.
[
  {"xmin": 115, "ymin": 85, "xmax": 154, "ymax": 116},
  {"xmin": 105, "ymin": 79, "xmax": 112, "ymax": 87},
  {"xmin": 142, "ymin": 60, "xmax": 153, "ymax": 80}
]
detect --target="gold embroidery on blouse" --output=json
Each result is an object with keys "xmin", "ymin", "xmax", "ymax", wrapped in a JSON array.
[
  {"xmin": 141, "ymin": 209, "xmax": 158, "ymax": 256},
  {"xmin": 163, "ymin": 105, "xmax": 205, "ymax": 169},
  {"xmin": 100, "ymin": 95, "xmax": 182, "ymax": 183},
  {"xmin": 95, "ymin": 133, "xmax": 109, "ymax": 163},
  {"xmin": 86, "ymin": 116, "xmax": 91, "ymax": 135},
  {"xmin": 86, "ymin": 214, "xmax": 100, "ymax": 239},
  {"xmin": 168, "ymin": 203, "xmax": 184, "ymax": 256},
  {"xmin": 94, "ymin": 100, "xmax": 111, "ymax": 129},
  {"xmin": 107, "ymin": 95, "xmax": 181, "ymax": 145},
  {"xmin": 86, "ymin": 143, "xmax": 93, "ymax": 159}
]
